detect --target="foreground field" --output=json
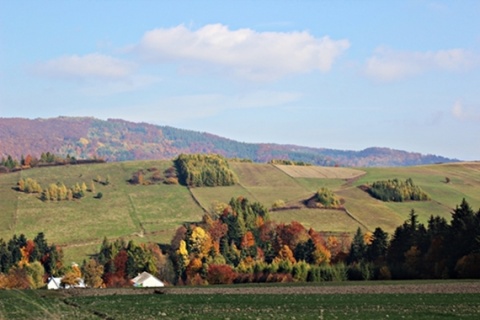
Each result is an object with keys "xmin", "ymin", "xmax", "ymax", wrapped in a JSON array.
[{"xmin": 1, "ymin": 281, "xmax": 480, "ymax": 319}]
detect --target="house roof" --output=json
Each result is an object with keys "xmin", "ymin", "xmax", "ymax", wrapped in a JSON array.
[{"xmin": 132, "ymin": 271, "xmax": 164, "ymax": 287}]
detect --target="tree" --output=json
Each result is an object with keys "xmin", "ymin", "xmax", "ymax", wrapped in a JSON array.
[
  {"xmin": 447, "ymin": 198, "xmax": 480, "ymax": 276},
  {"xmin": 348, "ymin": 228, "xmax": 367, "ymax": 264},
  {"xmin": 82, "ymin": 259, "xmax": 104, "ymax": 288},
  {"xmin": 367, "ymin": 227, "xmax": 389, "ymax": 262}
]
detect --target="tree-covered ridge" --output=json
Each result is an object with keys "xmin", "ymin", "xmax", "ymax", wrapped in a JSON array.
[
  {"xmin": 174, "ymin": 154, "xmax": 238, "ymax": 187},
  {"xmin": 0, "ymin": 117, "xmax": 458, "ymax": 167},
  {"xmin": 366, "ymin": 178, "xmax": 430, "ymax": 202}
]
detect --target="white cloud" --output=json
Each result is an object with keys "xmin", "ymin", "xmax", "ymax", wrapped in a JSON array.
[
  {"xmin": 33, "ymin": 53, "xmax": 135, "ymax": 80},
  {"xmin": 365, "ymin": 47, "xmax": 478, "ymax": 81},
  {"xmin": 134, "ymin": 24, "xmax": 350, "ymax": 81},
  {"xmin": 452, "ymin": 101, "xmax": 480, "ymax": 121}
]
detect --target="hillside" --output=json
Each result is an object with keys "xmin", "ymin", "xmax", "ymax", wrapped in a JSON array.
[
  {"xmin": 0, "ymin": 159, "xmax": 479, "ymax": 263},
  {"xmin": 0, "ymin": 116, "xmax": 457, "ymax": 167}
]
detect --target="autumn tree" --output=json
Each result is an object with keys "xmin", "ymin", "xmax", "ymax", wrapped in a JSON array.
[{"xmin": 82, "ymin": 258, "xmax": 104, "ymax": 288}]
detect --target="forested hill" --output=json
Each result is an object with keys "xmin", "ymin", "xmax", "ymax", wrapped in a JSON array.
[{"xmin": 0, "ymin": 117, "xmax": 456, "ymax": 167}]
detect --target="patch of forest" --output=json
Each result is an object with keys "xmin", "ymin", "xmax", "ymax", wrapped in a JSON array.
[
  {"xmin": 364, "ymin": 178, "xmax": 430, "ymax": 202},
  {"xmin": 174, "ymin": 154, "xmax": 238, "ymax": 187}
]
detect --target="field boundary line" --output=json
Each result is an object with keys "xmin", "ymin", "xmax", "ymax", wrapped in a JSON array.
[
  {"xmin": 127, "ymin": 194, "xmax": 145, "ymax": 236},
  {"xmin": 187, "ymin": 187, "xmax": 209, "ymax": 213}
]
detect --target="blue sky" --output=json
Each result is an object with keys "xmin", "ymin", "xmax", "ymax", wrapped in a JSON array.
[{"xmin": 1, "ymin": 1, "xmax": 479, "ymax": 160}]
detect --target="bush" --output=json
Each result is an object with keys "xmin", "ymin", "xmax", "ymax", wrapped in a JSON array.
[{"xmin": 206, "ymin": 264, "xmax": 237, "ymax": 284}]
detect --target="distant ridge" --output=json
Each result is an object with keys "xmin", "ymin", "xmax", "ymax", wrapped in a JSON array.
[{"xmin": 0, "ymin": 117, "xmax": 458, "ymax": 167}]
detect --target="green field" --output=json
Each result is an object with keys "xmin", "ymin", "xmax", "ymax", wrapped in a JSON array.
[
  {"xmin": 1, "ymin": 282, "xmax": 480, "ymax": 319},
  {"xmin": 1, "ymin": 160, "xmax": 480, "ymax": 263}
]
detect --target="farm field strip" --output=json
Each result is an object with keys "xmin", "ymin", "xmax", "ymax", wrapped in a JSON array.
[{"xmin": 276, "ymin": 164, "xmax": 365, "ymax": 179}]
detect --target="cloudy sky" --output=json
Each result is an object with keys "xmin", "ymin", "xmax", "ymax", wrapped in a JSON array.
[{"xmin": 1, "ymin": 1, "xmax": 479, "ymax": 160}]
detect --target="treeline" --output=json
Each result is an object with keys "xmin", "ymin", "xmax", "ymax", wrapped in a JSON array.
[
  {"xmin": 174, "ymin": 154, "xmax": 238, "ymax": 187},
  {"xmin": 268, "ymin": 159, "xmax": 312, "ymax": 166},
  {"xmin": 2, "ymin": 198, "xmax": 479, "ymax": 288},
  {"xmin": 0, "ymin": 233, "xmax": 174, "ymax": 289},
  {"xmin": 0, "ymin": 233, "xmax": 63, "ymax": 289},
  {"xmin": 0, "ymin": 152, "xmax": 105, "ymax": 173},
  {"xmin": 367, "ymin": 178, "xmax": 430, "ymax": 202},
  {"xmin": 168, "ymin": 197, "xmax": 480, "ymax": 284},
  {"xmin": 170, "ymin": 196, "xmax": 352, "ymax": 285},
  {"xmin": 16, "ymin": 178, "xmax": 103, "ymax": 201},
  {"xmin": 85, "ymin": 238, "xmax": 173, "ymax": 288}
]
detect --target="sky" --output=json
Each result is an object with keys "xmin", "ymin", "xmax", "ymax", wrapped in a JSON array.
[{"xmin": 1, "ymin": 1, "xmax": 479, "ymax": 160}]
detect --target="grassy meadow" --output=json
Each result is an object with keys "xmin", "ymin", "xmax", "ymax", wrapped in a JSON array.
[{"xmin": 1, "ymin": 159, "xmax": 480, "ymax": 263}]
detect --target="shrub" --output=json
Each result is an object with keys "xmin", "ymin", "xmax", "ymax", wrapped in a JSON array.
[{"xmin": 206, "ymin": 264, "xmax": 237, "ymax": 284}]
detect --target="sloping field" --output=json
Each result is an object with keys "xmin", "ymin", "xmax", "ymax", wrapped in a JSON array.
[
  {"xmin": 228, "ymin": 162, "xmax": 314, "ymax": 205},
  {"xmin": 1, "ymin": 160, "xmax": 480, "ymax": 263},
  {"xmin": 271, "ymin": 208, "xmax": 364, "ymax": 233},
  {"xmin": 276, "ymin": 164, "xmax": 365, "ymax": 179},
  {"xmin": 0, "ymin": 160, "xmax": 203, "ymax": 262}
]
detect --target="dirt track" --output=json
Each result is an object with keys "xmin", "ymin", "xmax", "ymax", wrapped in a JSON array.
[{"xmin": 61, "ymin": 281, "xmax": 480, "ymax": 297}]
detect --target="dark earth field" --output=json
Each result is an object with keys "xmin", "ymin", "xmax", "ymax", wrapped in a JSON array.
[{"xmin": 2, "ymin": 281, "xmax": 473, "ymax": 320}]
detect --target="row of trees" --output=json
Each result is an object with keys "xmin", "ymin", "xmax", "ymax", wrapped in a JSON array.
[
  {"xmin": 2, "ymin": 198, "xmax": 478, "ymax": 288},
  {"xmin": 168, "ymin": 197, "xmax": 480, "ymax": 284},
  {"xmin": 85, "ymin": 238, "xmax": 174, "ymax": 288},
  {"xmin": 17, "ymin": 178, "xmax": 100, "ymax": 201},
  {"xmin": 174, "ymin": 154, "xmax": 238, "ymax": 187},
  {"xmin": 268, "ymin": 159, "xmax": 312, "ymax": 166},
  {"xmin": 367, "ymin": 178, "xmax": 430, "ymax": 202},
  {"xmin": 0, "ymin": 152, "xmax": 105, "ymax": 173}
]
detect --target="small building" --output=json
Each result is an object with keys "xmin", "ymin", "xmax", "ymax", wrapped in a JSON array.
[
  {"xmin": 131, "ymin": 272, "xmax": 164, "ymax": 288},
  {"xmin": 47, "ymin": 277, "xmax": 86, "ymax": 290}
]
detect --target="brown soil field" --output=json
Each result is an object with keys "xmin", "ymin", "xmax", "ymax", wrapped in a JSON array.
[
  {"xmin": 275, "ymin": 165, "xmax": 365, "ymax": 179},
  {"xmin": 61, "ymin": 281, "xmax": 480, "ymax": 297}
]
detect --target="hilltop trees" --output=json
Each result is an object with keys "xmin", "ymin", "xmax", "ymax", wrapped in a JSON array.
[
  {"xmin": 174, "ymin": 154, "xmax": 238, "ymax": 187},
  {"xmin": 367, "ymin": 178, "xmax": 430, "ymax": 202}
]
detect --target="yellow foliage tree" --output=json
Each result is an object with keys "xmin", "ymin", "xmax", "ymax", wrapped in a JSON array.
[
  {"xmin": 190, "ymin": 226, "xmax": 212, "ymax": 258},
  {"xmin": 176, "ymin": 240, "xmax": 189, "ymax": 270},
  {"xmin": 83, "ymin": 259, "xmax": 104, "ymax": 288},
  {"xmin": 313, "ymin": 244, "xmax": 331, "ymax": 265},
  {"xmin": 275, "ymin": 245, "xmax": 296, "ymax": 264}
]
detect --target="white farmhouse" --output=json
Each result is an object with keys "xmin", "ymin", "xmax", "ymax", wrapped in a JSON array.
[
  {"xmin": 47, "ymin": 277, "xmax": 86, "ymax": 290},
  {"xmin": 131, "ymin": 272, "xmax": 164, "ymax": 287}
]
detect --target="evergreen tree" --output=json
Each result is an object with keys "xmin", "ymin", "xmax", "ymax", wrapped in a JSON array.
[{"xmin": 348, "ymin": 228, "xmax": 367, "ymax": 264}]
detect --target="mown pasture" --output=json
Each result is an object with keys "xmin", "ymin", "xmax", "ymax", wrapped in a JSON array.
[{"xmin": 0, "ymin": 160, "xmax": 480, "ymax": 264}]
